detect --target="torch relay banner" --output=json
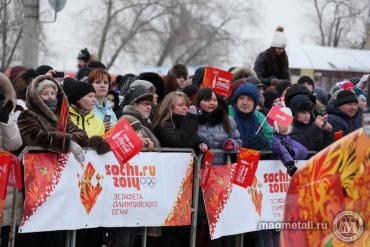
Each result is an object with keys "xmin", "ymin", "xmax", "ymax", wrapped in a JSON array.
[
  {"xmin": 203, "ymin": 160, "xmax": 307, "ymax": 240},
  {"xmin": 19, "ymin": 151, "xmax": 194, "ymax": 233}
]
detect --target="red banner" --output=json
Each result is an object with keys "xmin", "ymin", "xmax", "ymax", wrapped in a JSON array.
[
  {"xmin": 267, "ymin": 106, "xmax": 293, "ymax": 127},
  {"xmin": 232, "ymin": 148, "xmax": 260, "ymax": 188},
  {"xmin": 202, "ymin": 67, "xmax": 232, "ymax": 97},
  {"xmin": 104, "ymin": 118, "xmax": 142, "ymax": 165},
  {"xmin": 200, "ymin": 151, "xmax": 214, "ymax": 188},
  {"xmin": 57, "ymin": 96, "xmax": 69, "ymax": 132}
]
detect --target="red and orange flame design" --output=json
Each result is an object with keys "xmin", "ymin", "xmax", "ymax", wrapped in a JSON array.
[
  {"xmin": 248, "ymin": 176, "xmax": 263, "ymax": 217},
  {"xmin": 202, "ymin": 164, "xmax": 235, "ymax": 237},
  {"xmin": 163, "ymin": 159, "xmax": 194, "ymax": 226},
  {"xmin": 281, "ymin": 129, "xmax": 370, "ymax": 247},
  {"xmin": 21, "ymin": 153, "xmax": 69, "ymax": 226},
  {"xmin": 78, "ymin": 162, "xmax": 103, "ymax": 215}
]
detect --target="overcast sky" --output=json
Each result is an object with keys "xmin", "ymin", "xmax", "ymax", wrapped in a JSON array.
[{"xmin": 41, "ymin": 0, "xmax": 315, "ymax": 74}]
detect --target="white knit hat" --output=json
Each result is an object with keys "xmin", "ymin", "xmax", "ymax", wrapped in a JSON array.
[
  {"xmin": 271, "ymin": 26, "xmax": 287, "ymax": 48},
  {"xmin": 274, "ymin": 107, "xmax": 293, "ymax": 134},
  {"xmin": 36, "ymin": 79, "xmax": 58, "ymax": 94}
]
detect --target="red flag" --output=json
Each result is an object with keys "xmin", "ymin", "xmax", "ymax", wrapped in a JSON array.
[
  {"xmin": 201, "ymin": 67, "xmax": 232, "ymax": 97},
  {"xmin": 334, "ymin": 130, "xmax": 344, "ymax": 141},
  {"xmin": 0, "ymin": 152, "xmax": 22, "ymax": 198},
  {"xmin": 267, "ymin": 106, "xmax": 293, "ymax": 127},
  {"xmin": 104, "ymin": 118, "xmax": 142, "ymax": 165},
  {"xmin": 57, "ymin": 96, "xmax": 69, "ymax": 132},
  {"xmin": 200, "ymin": 151, "xmax": 214, "ymax": 188},
  {"xmin": 232, "ymin": 148, "xmax": 260, "ymax": 188}
]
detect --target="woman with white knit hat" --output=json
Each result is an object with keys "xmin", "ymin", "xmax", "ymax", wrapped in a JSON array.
[{"xmin": 254, "ymin": 26, "xmax": 290, "ymax": 89}]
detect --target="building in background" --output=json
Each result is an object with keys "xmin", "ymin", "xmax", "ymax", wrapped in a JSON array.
[{"xmin": 287, "ymin": 44, "xmax": 370, "ymax": 89}]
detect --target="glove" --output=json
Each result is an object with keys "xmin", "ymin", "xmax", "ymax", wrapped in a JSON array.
[
  {"xmin": 89, "ymin": 136, "xmax": 111, "ymax": 155},
  {"xmin": 245, "ymin": 135, "xmax": 268, "ymax": 150},
  {"xmin": 223, "ymin": 138, "xmax": 239, "ymax": 151},
  {"xmin": 0, "ymin": 101, "xmax": 13, "ymax": 123},
  {"xmin": 70, "ymin": 140, "xmax": 85, "ymax": 163}
]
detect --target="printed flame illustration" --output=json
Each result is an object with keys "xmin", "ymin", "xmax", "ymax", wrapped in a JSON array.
[
  {"xmin": 21, "ymin": 153, "xmax": 69, "ymax": 226},
  {"xmin": 79, "ymin": 162, "xmax": 103, "ymax": 215},
  {"xmin": 163, "ymin": 159, "xmax": 193, "ymax": 226},
  {"xmin": 281, "ymin": 129, "xmax": 370, "ymax": 247},
  {"xmin": 247, "ymin": 176, "xmax": 263, "ymax": 217},
  {"xmin": 202, "ymin": 164, "xmax": 235, "ymax": 238}
]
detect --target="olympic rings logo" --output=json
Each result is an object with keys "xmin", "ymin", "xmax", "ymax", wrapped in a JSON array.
[{"xmin": 140, "ymin": 177, "xmax": 156, "ymax": 188}]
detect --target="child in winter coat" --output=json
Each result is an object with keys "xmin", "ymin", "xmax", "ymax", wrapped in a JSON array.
[{"xmin": 272, "ymin": 107, "xmax": 308, "ymax": 176}]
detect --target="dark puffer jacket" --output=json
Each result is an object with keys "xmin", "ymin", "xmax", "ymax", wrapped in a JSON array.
[
  {"xmin": 253, "ymin": 48, "xmax": 290, "ymax": 81},
  {"xmin": 291, "ymin": 121, "xmax": 334, "ymax": 151},
  {"xmin": 153, "ymin": 112, "xmax": 201, "ymax": 149},
  {"xmin": 326, "ymin": 99, "xmax": 363, "ymax": 136},
  {"xmin": 18, "ymin": 75, "xmax": 89, "ymax": 153},
  {"xmin": 272, "ymin": 133, "xmax": 308, "ymax": 167}
]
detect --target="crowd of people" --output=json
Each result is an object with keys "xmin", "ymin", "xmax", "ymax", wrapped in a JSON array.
[{"xmin": 0, "ymin": 26, "xmax": 368, "ymax": 247}]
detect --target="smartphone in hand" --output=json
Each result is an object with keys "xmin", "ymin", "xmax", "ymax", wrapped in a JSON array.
[{"xmin": 103, "ymin": 115, "xmax": 111, "ymax": 123}]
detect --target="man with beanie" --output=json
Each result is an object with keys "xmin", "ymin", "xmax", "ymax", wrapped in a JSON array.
[
  {"xmin": 229, "ymin": 83, "xmax": 273, "ymax": 150},
  {"xmin": 297, "ymin": 75, "xmax": 315, "ymax": 92},
  {"xmin": 327, "ymin": 90, "xmax": 362, "ymax": 135},
  {"xmin": 254, "ymin": 26, "xmax": 290, "ymax": 84},
  {"xmin": 77, "ymin": 48, "xmax": 91, "ymax": 69}
]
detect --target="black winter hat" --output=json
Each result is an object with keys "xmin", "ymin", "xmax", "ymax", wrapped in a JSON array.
[
  {"xmin": 191, "ymin": 67, "xmax": 205, "ymax": 87},
  {"xmin": 275, "ymin": 80, "xmax": 292, "ymax": 98},
  {"xmin": 263, "ymin": 91, "xmax": 278, "ymax": 109},
  {"xmin": 336, "ymin": 90, "xmax": 358, "ymax": 107},
  {"xmin": 36, "ymin": 65, "xmax": 53, "ymax": 76},
  {"xmin": 67, "ymin": 82, "xmax": 96, "ymax": 105},
  {"xmin": 76, "ymin": 67, "xmax": 93, "ymax": 83},
  {"xmin": 62, "ymin": 77, "xmax": 78, "ymax": 96},
  {"xmin": 87, "ymin": 60, "xmax": 106, "ymax": 70},
  {"xmin": 288, "ymin": 94, "xmax": 315, "ymax": 116},
  {"xmin": 285, "ymin": 84, "xmax": 315, "ymax": 107},
  {"xmin": 135, "ymin": 72, "xmax": 164, "ymax": 101},
  {"xmin": 182, "ymin": 85, "xmax": 198, "ymax": 101},
  {"xmin": 118, "ymin": 73, "xmax": 136, "ymax": 96},
  {"xmin": 77, "ymin": 48, "xmax": 91, "ymax": 62},
  {"xmin": 124, "ymin": 85, "xmax": 153, "ymax": 106},
  {"xmin": 297, "ymin": 75, "xmax": 315, "ymax": 89}
]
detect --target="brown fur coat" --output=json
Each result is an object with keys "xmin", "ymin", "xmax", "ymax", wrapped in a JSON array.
[{"xmin": 18, "ymin": 75, "xmax": 89, "ymax": 153}]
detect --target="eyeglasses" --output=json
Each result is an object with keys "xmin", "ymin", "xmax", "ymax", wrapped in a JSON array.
[{"xmin": 139, "ymin": 101, "xmax": 153, "ymax": 107}]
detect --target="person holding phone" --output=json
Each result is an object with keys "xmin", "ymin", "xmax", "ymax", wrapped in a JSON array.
[{"xmin": 88, "ymin": 68, "xmax": 117, "ymax": 131}]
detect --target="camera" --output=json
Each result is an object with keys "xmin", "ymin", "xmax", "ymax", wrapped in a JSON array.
[{"xmin": 53, "ymin": 71, "xmax": 65, "ymax": 78}]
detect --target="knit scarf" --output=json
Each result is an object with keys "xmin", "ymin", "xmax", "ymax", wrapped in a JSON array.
[{"xmin": 233, "ymin": 106, "xmax": 259, "ymax": 147}]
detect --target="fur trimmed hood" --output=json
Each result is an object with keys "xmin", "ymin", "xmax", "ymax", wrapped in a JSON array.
[
  {"xmin": 0, "ymin": 72, "xmax": 16, "ymax": 108},
  {"xmin": 26, "ymin": 75, "xmax": 66, "ymax": 123},
  {"xmin": 231, "ymin": 66, "xmax": 256, "ymax": 82}
]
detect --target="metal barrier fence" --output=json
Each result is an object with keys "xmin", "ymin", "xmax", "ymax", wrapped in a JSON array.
[{"xmin": 6, "ymin": 147, "xmax": 316, "ymax": 247}]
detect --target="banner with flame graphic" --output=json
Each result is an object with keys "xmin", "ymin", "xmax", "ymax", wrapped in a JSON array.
[
  {"xmin": 281, "ymin": 128, "xmax": 370, "ymax": 247},
  {"xmin": 202, "ymin": 160, "xmax": 307, "ymax": 240},
  {"xmin": 19, "ymin": 151, "xmax": 194, "ymax": 233}
]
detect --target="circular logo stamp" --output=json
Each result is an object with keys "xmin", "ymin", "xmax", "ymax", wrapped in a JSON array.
[{"xmin": 333, "ymin": 210, "xmax": 364, "ymax": 242}]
